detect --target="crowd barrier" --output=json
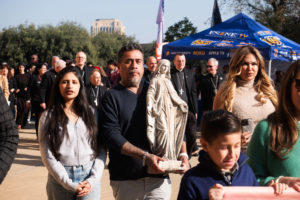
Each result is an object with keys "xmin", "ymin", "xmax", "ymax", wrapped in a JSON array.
[{"xmin": 223, "ymin": 187, "xmax": 300, "ymax": 200}]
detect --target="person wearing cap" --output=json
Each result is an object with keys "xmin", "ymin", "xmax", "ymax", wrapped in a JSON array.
[{"xmin": 86, "ymin": 70, "xmax": 107, "ymax": 109}]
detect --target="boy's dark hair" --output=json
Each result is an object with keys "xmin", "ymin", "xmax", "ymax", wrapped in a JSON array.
[
  {"xmin": 118, "ymin": 43, "xmax": 143, "ymax": 62},
  {"xmin": 200, "ymin": 110, "xmax": 241, "ymax": 144}
]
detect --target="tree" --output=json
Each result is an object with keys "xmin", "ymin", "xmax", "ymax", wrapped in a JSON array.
[
  {"xmin": 0, "ymin": 22, "xmax": 136, "ymax": 68},
  {"xmin": 142, "ymin": 41, "xmax": 156, "ymax": 61},
  {"xmin": 219, "ymin": 0, "xmax": 300, "ymax": 43},
  {"xmin": 0, "ymin": 22, "xmax": 96, "ymax": 67},
  {"xmin": 164, "ymin": 17, "xmax": 197, "ymax": 42},
  {"xmin": 92, "ymin": 32, "xmax": 135, "ymax": 67}
]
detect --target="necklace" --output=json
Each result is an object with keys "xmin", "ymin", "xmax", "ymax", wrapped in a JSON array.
[
  {"xmin": 176, "ymin": 72, "xmax": 185, "ymax": 95},
  {"xmin": 210, "ymin": 75, "xmax": 219, "ymax": 95},
  {"xmin": 91, "ymin": 86, "xmax": 99, "ymax": 106}
]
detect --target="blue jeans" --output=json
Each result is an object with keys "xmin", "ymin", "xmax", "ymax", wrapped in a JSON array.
[{"xmin": 46, "ymin": 161, "xmax": 101, "ymax": 200}]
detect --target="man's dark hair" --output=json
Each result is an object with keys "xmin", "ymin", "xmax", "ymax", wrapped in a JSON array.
[
  {"xmin": 107, "ymin": 60, "xmax": 115, "ymax": 66},
  {"xmin": 174, "ymin": 53, "xmax": 185, "ymax": 59},
  {"xmin": 200, "ymin": 110, "xmax": 241, "ymax": 144},
  {"xmin": 118, "ymin": 43, "xmax": 143, "ymax": 62}
]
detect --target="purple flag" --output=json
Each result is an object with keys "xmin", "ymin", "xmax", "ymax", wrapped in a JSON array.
[{"xmin": 156, "ymin": 0, "xmax": 165, "ymax": 60}]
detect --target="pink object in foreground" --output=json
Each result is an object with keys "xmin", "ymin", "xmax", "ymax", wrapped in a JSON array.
[{"xmin": 223, "ymin": 187, "xmax": 300, "ymax": 200}]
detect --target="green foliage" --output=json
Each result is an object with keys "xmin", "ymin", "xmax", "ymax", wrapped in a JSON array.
[
  {"xmin": 142, "ymin": 41, "xmax": 156, "ymax": 62},
  {"xmin": 164, "ymin": 17, "xmax": 197, "ymax": 42},
  {"xmin": 219, "ymin": 0, "xmax": 300, "ymax": 43},
  {"xmin": 92, "ymin": 32, "xmax": 135, "ymax": 67},
  {"xmin": 0, "ymin": 22, "xmax": 135, "ymax": 67}
]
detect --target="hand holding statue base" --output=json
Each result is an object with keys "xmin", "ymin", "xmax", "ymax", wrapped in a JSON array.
[
  {"xmin": 146, "ymin": 59, "xmax": 188, "ymax": 173},
  {"xmin": 158, "ymin": 160, "xmax": 185, "ymax": 172}
]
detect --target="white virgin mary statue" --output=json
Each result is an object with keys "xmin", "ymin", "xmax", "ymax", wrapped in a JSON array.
[{"xmin": 146, "ymin": 59, "xmax": 188, "ymax": 171}]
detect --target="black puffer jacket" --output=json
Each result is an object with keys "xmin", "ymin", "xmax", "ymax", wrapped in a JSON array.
[{"xmin": 0, "ymin": 87, "xmax": 18, "ymax": 184}]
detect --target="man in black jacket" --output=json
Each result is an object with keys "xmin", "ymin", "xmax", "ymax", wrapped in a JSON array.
[
  {"xmin": 39, "ymin": 59, "xmax": 65, "ymax": 110},
  {"xmin": 100, "ymin": 44, "xmax": 189, "ymax": 200},
  {"xmin": 171, "ymin": 53, "xmax": 199, "ymax": 158},
  {"xmin": 75, "ymin": 51, "xmax": 93, "ymax": 87},
  {"xmin": 143, "ymin": 56, "xmax": 157, "ymax": 83},
  {"xmin": 199, "ymin": 58, "xmax": 224, "ymax": 112},
  {"xmin": 86, "ymin": 70, "xmax": 107, "ymax": 109}
]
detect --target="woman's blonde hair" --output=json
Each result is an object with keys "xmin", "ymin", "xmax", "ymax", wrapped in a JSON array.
[{"xmin": 215, "ymin": 46, "xmax": 277, "ymax": 111}]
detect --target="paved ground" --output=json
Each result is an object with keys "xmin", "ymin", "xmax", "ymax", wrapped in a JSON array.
[{"xmin": 0, "ymin": 126, "xmax": 199, "ymax": 200}]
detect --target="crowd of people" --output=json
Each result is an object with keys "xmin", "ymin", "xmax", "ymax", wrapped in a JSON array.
[
  {"xmin": 0, "ymin": 52, "xmax": 121, "ymax": 134},
  {"xmin": 0, "ymin": 43, "xmax": 300, "ymax": 200}
]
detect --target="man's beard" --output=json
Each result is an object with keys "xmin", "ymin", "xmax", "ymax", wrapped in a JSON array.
[
  {"xmin": 121, "ymin": 69, "xmax": 142, "ymax": 87},
  {"xmin": 127, "ymin": 76, "xmax": 141, "ymax": 87}
]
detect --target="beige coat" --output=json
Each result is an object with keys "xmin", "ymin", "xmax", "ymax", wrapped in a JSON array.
[{"xmin": 0, "ymin": 75, "xmax": 9, "ymax": 101}]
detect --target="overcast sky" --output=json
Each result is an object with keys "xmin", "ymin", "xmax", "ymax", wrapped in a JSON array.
[{"xmin": 0, "ymin": 0, "xmax": 235, "ymax": 43}]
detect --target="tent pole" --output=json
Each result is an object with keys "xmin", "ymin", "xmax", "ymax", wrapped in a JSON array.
[{"xmin": 268, "ymin": 60, "xmax": 272, "ymax": 77}]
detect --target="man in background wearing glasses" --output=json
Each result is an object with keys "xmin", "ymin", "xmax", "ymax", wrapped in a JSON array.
[
  {"xmin": 75, "ymin": 51, "xmax": 93, "ymax": 87},
  {"xmin": 199, "ymin": 58, "xmax": 224, "ymax": 113}
]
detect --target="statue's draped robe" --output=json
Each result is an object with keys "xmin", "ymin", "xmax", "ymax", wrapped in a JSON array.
[{"xmin": 147, "ymin": 76, "xmax": 187, "ymax": 160}]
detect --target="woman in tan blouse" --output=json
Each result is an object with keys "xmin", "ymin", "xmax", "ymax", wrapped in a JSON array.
[{"xmin": 213, "ymin": 46, "xmax": 278, "ymax": 150}]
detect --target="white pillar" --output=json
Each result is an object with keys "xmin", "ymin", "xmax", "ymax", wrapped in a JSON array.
[{"xmin": 268, "ymin": 60, "xmax": 272, "ymax": 77}]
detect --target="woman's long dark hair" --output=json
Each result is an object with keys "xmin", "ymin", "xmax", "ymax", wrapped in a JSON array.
[
  {"xmin": 46, "ymin": 66, "xmax": 98, "ymax": 159},
  {"xmin": 268, "ymin": 60, "xmax": 300, "ymax": 159}
]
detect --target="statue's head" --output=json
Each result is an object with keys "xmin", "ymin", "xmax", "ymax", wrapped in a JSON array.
[{"xmin": 155, "ymin": 59, "xmax": 171, "ymax": 79}]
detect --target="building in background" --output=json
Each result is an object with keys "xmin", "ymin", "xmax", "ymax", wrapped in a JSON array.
[{"xmin": 91, "ymin": 19, "xmax": 125, "ymax": 36}]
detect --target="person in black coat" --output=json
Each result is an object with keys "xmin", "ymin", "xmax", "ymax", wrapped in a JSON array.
[
  {"xmin": 94, "ymin": 66, "xmax": 111, "ymax": 88},
  {"xmin": 75, "ymin": 51, "xmax": 93, "ymax": 87},
  {"xmin": 28, "ymin": 63, "xmax": 47, "ymax": 137},
  {"xmin": 143, "ymin": 56, "xmax": 157, "ymax": 83},
  {"xmin": 171, "ymin": 54, "xmax": 199, "ymax": 158},
  {"xmin": 85, "ymin": 70, "xmax": 107, "ymax": 109},
  {"xmin": 40, "ymin": 59, "xmax": 66, "ymax": 110},
  {"xmin": 199, "ymin": 58, "xmax": 224, "ymax": 112},
  {"xmin": 14, "ymin": 63, "xmax": 30, "ymax": 129},
  {"xmin": 0, "ymin": 87, "xmax": 18, "ymax": 184}
]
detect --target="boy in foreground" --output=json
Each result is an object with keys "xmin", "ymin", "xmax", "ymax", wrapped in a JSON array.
[{"xmin": 177, "ymin": 110, "xmax": 287, "ymax": 200}]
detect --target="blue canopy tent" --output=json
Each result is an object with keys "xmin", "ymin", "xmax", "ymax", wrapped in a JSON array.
[{"xmin": 162, "ymin": 13, "xmax": 300, "ymax": 75}]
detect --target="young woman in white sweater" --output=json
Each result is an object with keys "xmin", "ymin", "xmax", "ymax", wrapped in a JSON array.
[
  {"xmin": 39, "ymin": 66, "xmax": 106, "ymax": 200},
  {"xmin": 213, "ymin": 46, "xmax": 278, "ymax": 150}
]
